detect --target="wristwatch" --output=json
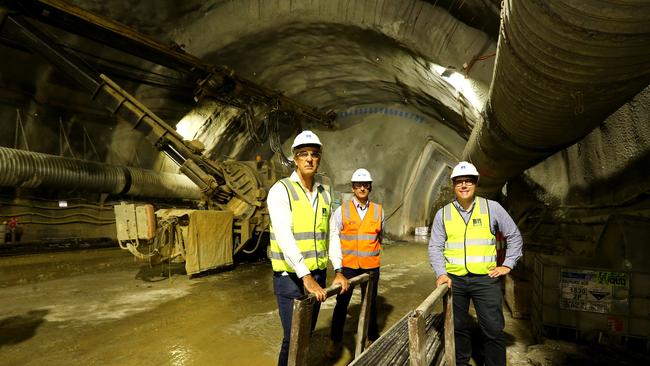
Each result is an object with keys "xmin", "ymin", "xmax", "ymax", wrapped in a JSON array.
[{"xmin": 334, "ymin": 268, "xmax": 343, "ymax": 274}]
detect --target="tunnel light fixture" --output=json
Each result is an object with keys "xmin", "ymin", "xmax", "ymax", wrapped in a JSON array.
[
  {"xmin": 58, "ymin": 200, "xmax": 68, "ymax": 208},
  {"xmin": 176, "ymin": 100, "xmax": 224, "ymax": 139},
  {"xmin": 431, "ymin": 64, "xmax": 482, "ymax": 110},
  {"xmin": 176, "ymin": 101, "xmax": 239, "ymax": 140},
  {"xmin": 440, "ymin": 68, "xmax": 455, "ymax": 78},
  {"xmin": 176, "ymin": 112, "xmax": 205, "ymax": 140},
  {"xmin": 432, "ymin": 64, "xmax": 450, "ymax": 77}
]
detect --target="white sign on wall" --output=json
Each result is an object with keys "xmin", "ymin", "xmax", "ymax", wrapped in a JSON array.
[{"xmin": 559, "ymin": 268, "xmax": 629, "ymax": 314}]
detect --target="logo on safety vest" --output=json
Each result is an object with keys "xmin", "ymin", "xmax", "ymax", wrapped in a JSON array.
[
  {"xmin": 322, "ymin": 208, "xmax": 327, "ymax": 217},
  {"xmin": 472, "ymin": 218, "xmax": 482, "ymax": 227}
]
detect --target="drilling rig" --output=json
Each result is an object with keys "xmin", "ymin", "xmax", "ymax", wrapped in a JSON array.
[{"xmin": 0, "ymin": 0, "xmax": 335, "ymax": 273}]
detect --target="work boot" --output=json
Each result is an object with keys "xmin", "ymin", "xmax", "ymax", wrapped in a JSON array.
[{"xmin": 325, "ymin": 340, "xmax": 342, "ymax": 359}]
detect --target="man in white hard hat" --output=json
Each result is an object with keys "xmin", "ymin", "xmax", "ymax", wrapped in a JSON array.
[
  {"xmin": 326, "ymin": 168, "xmax": 384, "ymax": 359},
  {"xmin": 428, "ymin": 161, "xmax": 522, "ymax": 366},
  {"xmin": 267, "ymin": 130, "xmax": 350, "ymax": 366}
]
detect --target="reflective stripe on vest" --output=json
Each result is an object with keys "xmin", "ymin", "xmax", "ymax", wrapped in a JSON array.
[
  {"xmin": 443, "ymin": 197, "xmax": 496, "ymax": 275},
  {"xmin": 340, "ymin": 200, "xmax": 382, "ymax": 269},
  {"xmin": 269, "ymin": 178, "xmax": 331, "ymax": 272}
]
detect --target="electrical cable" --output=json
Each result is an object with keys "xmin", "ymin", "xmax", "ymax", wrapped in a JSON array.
[
  {"xmin": 0, "ymin": 200, "xmax": 113, "ymax": 211},
  {"xmin": 59, "ymin": 43, "xmax": 192, "ymax": 90},
  {"xmin": 244, "ymin": 106, "xmax": 268, "ymax": 144},
  {"xmin": 463, "ymin": 51, "xmax": 496, "ymax": 76},
  {"xmin": 242, "ymin": 230, "xmax": 266, "ymax": 255},
  {"xmin": 8, "ymin": 219, "xmax": 115, "ymax": 225},
  {"xmin": 0, "ymin": 211, "xmax": 114, "ymax": 220},
  {"xmin": 268, "ymin": 111, "xmax": 294, "ymax": 168}
]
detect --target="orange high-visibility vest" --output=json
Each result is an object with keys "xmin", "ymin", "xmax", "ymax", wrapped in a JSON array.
[{"xmin": 340, "ymin": 200, "xmax": 382, "ymax": 269}]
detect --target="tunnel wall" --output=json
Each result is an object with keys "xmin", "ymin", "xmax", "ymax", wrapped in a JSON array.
[
  {"xmin": 0, "ymin": 99, "xmax": 162, "ymax": 177},
  {"xmin": 500, "ymin": 85, "xmax": 650, "ymax": 264},
  {"xmin": 398, "ymin": 138, "xmax": 456, "ymax": 234},
  {"xmin": 524, "ymin": 85, "xmax": 650, "ymax": 208},
  {"xmin": 0, "ymin": 30, "xmax": 165, "ymax": 173},
  {"xmin": 0, "ymin": 199, "xmax": 116, "ymax": 244},
  {"xmin": 312, "ymin": 105, "xmax": 466, "ymax": 237}
]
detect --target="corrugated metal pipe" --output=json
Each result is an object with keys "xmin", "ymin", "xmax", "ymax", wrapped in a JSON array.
[
  {"xmin": 463, "ymin": 0, "xmax": 650, "ymax": 195},
  {"xmin": 0, "ymin": 146, "xmax": 202, "ymax": 200}
]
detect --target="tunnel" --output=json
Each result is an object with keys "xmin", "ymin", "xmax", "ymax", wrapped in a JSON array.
[{"xmin": 0, "ymin": 0, "xmax": 649, "ymax": 365}]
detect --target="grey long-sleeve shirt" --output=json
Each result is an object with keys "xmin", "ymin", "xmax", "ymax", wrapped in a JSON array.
[{"xmin": 427, "ymin": 197, "xmax": 523, "ymax": 277}]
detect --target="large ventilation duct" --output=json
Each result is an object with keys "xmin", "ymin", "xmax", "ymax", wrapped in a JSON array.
[
  {"xmin": 0, "ymin": 147, "xmax": 202, "ymax": 200},
  {"xmin": 463, "ymin": 0, "xmax": 650, "ymax": 195}
]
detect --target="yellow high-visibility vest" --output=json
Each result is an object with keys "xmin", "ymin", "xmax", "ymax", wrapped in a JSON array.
[
  {"xmin": 269, "ymin": 178, "xmax": 331, "ymax": 272},
  {"xmin": 443, "ymin": 197, "xmax": 496, "ymax": 275}
]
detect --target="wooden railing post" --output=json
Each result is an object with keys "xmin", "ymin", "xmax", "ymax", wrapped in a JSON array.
[
  {"xmin": 406, "ymin": 285, "xmax": 453, "ymax": 366},
  {"xmin": 355, "ymin": 272, "xmax": 374, "ymax": 357},
  {"xmin": 287, "ymin": 273, "xmax": 371, "ymax": 366},
  {"xmin": 443, "ymin": 289, "xmax": 456, "ymax": 366},
  {"xmin": 287, "ymin": 296, "xmax": 314, "ymax": 366},
  {"xmin": 408, "ymin": 310, "xmax": 427, "ymax": 366}
]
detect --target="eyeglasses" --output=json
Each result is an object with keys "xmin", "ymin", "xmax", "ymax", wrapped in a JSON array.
[
  {"xmin": 453, "ymin": 178, "xmax": 476, "ymax": 187},
  {"xmin": 294, "ymin": 151, "xmax": 321, "ymax": 160},
  {"xmin": 352, "ymin": 182, "xmax": 371, "ymax": 189}
]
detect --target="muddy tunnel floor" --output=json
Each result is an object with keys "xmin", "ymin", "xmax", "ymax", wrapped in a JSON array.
[{"xmin": 1, "ymin": 242, "xmax": 648, "ymax": 365}]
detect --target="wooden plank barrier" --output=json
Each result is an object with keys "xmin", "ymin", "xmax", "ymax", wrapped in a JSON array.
[
  {"xmin": 287, "ymin": 273, "xmax": 374, "ymax": 366},
  {"xmin": 349, "ymin": 284, "xmax": 455, "ymax": 366},
  {"xmin": 408, "ymin": 284, "xmax": 455, "ymax": 366}
]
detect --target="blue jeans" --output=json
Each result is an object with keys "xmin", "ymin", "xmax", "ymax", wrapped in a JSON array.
[
  {"xmin": 449, "ymin": 273, "xmax": 505, "ymax": 366},
  {"xmin": 274, "ymin": 269, "xmax": 326, "ymax": 366},
  {"xmin": 330, "ymin": 267, "xmax": 380, "ymax": 342}
]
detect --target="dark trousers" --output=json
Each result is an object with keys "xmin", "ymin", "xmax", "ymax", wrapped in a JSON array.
[
  {"xmin": 274, "ymin": 269, "xmax": 326, "ymax": 366},
  {"xmin": 330, "ymin": 267, "xmax": 380, "ymax": 342},
  {"xmin": 449, "ymin": 273, "xmax": 505, "ymax": 366}
]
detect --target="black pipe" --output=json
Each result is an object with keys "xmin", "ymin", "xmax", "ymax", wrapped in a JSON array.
[
  {"xmin": 0, "ymin": 146, "xmax": 202, "ymax": 199},
  {"xmin": 464, "ymin": 0, "xmax": 650, "ymax": 195}
]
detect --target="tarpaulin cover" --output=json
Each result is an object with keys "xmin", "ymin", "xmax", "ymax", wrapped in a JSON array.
[{"xmin": 183, "ymin": 210, "xmax": 233, "ymax": 274}]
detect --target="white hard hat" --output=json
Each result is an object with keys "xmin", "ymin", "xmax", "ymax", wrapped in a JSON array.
[
  {"xmin": 450, "ymin": 161, "xmax": 479, "ymax": 180},
  {"xmin": 291, "ymin": 130, "xmax": 322, "ymax": 149},
  {"xmin": 351, "ymin": 168, "xmax": 373, "ymax": 182}
]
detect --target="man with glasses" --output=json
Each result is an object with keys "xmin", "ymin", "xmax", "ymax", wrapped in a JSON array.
[
  {"xmin": 428, "ymin": 161, "xmax": 522, "ymax": 366},
  {"xmin": 267, "ymin": 130, "xmax": 350, "ymax": 366},
  {"xmin": 326, "ymin": 168, "xmax": 384, "ymax": 359}
]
